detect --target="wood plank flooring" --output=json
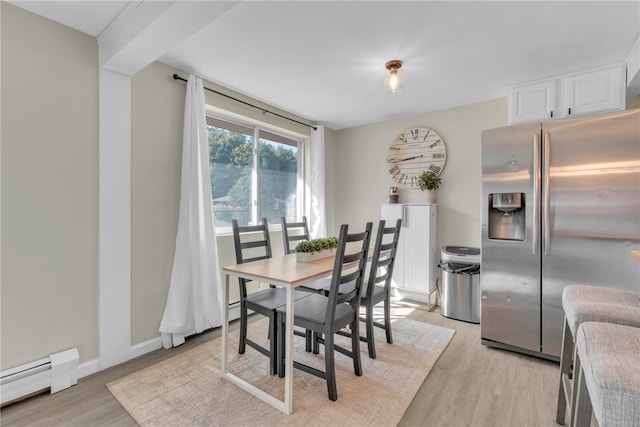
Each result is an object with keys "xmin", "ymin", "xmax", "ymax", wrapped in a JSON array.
[{"xmin": 1, "ymin": 304, "xmax": 562, "ymax": 427}]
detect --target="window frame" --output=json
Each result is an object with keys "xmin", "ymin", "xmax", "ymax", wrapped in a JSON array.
[{"xmin": 206, "ymin": 110, "xmax": 306, "ymax": 235}]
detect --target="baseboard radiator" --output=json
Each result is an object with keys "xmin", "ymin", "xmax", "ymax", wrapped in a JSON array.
[{"xmin": 0, "ymin": 348, "xmax": 79, "ymax": 406}]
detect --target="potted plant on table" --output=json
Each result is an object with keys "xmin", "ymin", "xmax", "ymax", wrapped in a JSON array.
[
  {"xmin": 295, "ymin": 237, "xmax": 339, "ymax": 262},
  {"xmin": 417, "ymin": 170, "xmax": 442, "ymax": 204}
]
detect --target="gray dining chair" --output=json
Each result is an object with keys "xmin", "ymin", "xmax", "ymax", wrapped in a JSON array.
[
  {"xmin": 232, "ymin": 218, "xmax": 308, "ymax": 375},
  {"xmin": 358, "ymin": 218, "xmax": 402, "ymax": 359},
  {"xmin": 276, "ymin": 222, "xmax": 373, "ymax": 401},
  {"xmin": 329, "ymin": 219, "xmax": 403, "ymax": 359}
]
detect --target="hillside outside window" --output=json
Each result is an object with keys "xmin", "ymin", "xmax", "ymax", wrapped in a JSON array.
[{"xmin": 207, "ymin": 115, "xmax": 303, "ymax": 232}]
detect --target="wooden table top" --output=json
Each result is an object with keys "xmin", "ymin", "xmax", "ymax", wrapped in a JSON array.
[{"xmin": 223, "ymin": 254, "xmax": 336, "ymax": 286}]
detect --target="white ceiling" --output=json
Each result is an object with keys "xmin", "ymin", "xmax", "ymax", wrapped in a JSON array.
[{"xmin": 9, "ymin": 1, "xmax": 640, "ymax": 130}]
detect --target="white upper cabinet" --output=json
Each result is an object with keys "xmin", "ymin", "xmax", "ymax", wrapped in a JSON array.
[
  {"xmin": 565, "ymin": 65, "xmax": 626, "ymax": 116},
  {"xmin": 509, "ymin": 64, "xmax": 625, "ymax": 124},
  {"xmin": 509, "ymin": 79, "xmax": 558, "ymax": 123}
]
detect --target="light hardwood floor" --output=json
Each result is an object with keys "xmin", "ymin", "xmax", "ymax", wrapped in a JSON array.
[{"xmin": 2, "ymin": 304, "xmax": 562, "ymax": 426}]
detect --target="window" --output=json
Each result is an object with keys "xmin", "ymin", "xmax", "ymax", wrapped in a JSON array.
[{"xmin": 207, "ymin": 115, "xmax": 303, "ymax": 230}]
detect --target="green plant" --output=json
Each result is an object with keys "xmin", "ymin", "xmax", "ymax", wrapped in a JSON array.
[
  {"xmin": 417, "ymin": 170, "xmax": 442, "ymax": 191},
  {"xmin": 295, "ymin": 237, "xmax": 338, "ymax": 253}
]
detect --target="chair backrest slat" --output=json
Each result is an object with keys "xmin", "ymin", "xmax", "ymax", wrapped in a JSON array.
[
  {"xmin": 232, "ymin": 218, "xmax": 272, "ymax": 265},
  {"xmin": 281, "ymin": 216, "xmax": 311, "ymax": 254},
  {"xmin": 232, "ymin": 218, "xmax": 273, "ymax": 298}
]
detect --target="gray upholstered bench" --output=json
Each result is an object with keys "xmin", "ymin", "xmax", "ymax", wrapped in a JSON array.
[
  {"xmin": 556, "ymin": 285, "xmax": 640, "ymax": 425},
  {"xmin": 573, "ymin": 322, "xmax": 640, "ymax": 427}
]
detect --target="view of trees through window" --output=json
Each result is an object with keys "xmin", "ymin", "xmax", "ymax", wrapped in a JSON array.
[{"xmin": 207, "ymin": 116, "xmax": 300, "ymax": 229}]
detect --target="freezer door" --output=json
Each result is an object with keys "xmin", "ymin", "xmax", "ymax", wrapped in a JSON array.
[
  {"xmin": 481, "ymin": 122, "xmax": 542, "ymax": 353},
  {"xmin": 541, "ymin": 109, "xmax": 640, "ymax": 358}
]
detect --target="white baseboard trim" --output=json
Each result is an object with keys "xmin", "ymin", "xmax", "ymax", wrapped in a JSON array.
[
  {"xmin": 77, "ymin": 358, "xmax": 100, "ymax": 380},
  {"xmin": 76, "ymin": 303, "xmax": 242, "ymax": 381},
  {"xmin": 131, "ymin": 337, "xmax": 162, "ymax": 358},
  {"xmin": 392, "ymin": 286, "xmax": 440, "ymax": 306}
]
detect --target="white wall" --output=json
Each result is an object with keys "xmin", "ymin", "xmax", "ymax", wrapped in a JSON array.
[{"xmin": 333, "ymin": 98, "xmax": 508, "ymax": 255}]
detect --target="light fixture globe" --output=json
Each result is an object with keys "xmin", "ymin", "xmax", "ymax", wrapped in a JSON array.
[{"xmin": 384, "ymin": 60, "xmax": 404, "ymax": 93}]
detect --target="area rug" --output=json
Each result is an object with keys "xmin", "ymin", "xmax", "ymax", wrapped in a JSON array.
[{"xmin": 107, "ymin": 308, "xmax": 455, "ymax": 427}]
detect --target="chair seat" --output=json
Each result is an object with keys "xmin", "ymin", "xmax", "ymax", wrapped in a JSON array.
[
  {"xmin": 277, "ymin": 293, "xmax": 355, "ymax": 326},
  {"xmin": 245, "ymin": 287, "xmax": 309, "ymax": 311},
  {"xmin": 563, "ymin": 285, "xmax": 640, "ymax": 337},
  {"xmin": 297, "ymin": 277, "xmax": 331, "ymax": 293},
  {"xmin": 361, "ymin": 283, "xmax": 386, "ymax": 303},
  {"xmin": 557, "ymin": 285, "xmax": 640, "ymax": 425},
  {"xmin": 576, "ymin": 322, "xmax": 640, "ymax": 427},
  {"xmin": 321, "ymin": 282, "xmax": 386, "ymax": 303}
]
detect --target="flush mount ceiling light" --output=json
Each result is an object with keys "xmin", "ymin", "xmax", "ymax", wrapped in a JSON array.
[{"xmin": 384, "ymin": 60, "xmax": 404, "ymax": 93}]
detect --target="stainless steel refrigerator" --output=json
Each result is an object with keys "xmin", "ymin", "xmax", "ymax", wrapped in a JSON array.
[{"xmin": 481, "ymin": 109, "xmax": 640, "ymax": 360}]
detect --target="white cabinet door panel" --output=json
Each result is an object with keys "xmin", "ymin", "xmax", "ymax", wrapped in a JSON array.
[
  {"xmin": 565, "ymin": 65, "xmax": 625, "ymax": 116},
  {"xmin": 509, "ymin": 79, "xmax": 557, "ymax": 124},
  {"xmin": 381, "ymin": 204, "xmax": 437, "ymax": 293}
]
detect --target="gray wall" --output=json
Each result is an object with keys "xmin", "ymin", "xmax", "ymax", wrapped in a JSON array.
[
  {"xmin": 130, "ymin": 64, "xmax": 184, "ymax": 345},
  {"xmin": 1, "ymin": 3, "xmax": 99, "ymax": 368}
]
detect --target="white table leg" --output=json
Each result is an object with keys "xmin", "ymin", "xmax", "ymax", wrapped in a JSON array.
[
  {"xmin": 284, "ymin": 285, "xmax": 294, "ymax": 414},
  {"xmin": 220, "ymin": 273, "xmax": 292, "ymax": 414},
  {"xmin": 221, "ymin": 273, "xmax": 230, "ymax": 374}
]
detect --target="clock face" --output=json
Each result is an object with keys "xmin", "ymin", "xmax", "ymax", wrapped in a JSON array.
[{"xmin": 387, "ymin": 127, "xmax": 447, "ymax": 188}]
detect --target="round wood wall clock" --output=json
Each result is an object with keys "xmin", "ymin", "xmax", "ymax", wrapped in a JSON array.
[{"xmin": 386, "ymin": 127, "xmax": 447, "ymax": 188}]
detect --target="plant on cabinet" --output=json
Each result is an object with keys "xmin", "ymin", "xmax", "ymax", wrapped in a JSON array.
[{"xmin": 417, "ymin": 171, "xmax": 441, "ymax": 204}]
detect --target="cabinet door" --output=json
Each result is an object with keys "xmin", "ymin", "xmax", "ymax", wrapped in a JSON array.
[
  {"xmin": 509, "ymin": 79, "xmax": 557, "ymax": 124},
  {"xmin": 381, "ymin": 204, "xmax": 438, "ymax": 292},
  {"xmin": 403, "ymin": 205, "xmax": 437, "ymax": 293},
  {"xmin": 565, "ymin": 65, "xmax": 625, "ymax": 117},
  {"xmin": 381, "ymin": 204, "xmax": 404, "ymax": 288}
]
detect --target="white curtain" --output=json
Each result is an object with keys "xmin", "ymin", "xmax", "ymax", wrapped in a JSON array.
[
  {"xmin": 159, "ymin": 75, "xmax": 222, "ymax": 348},
  {"xmin": 309, "ymin": 125, "xmax": 327, "ymax": 238}
]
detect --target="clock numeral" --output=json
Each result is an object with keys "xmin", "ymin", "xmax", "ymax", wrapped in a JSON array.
[
  {"xmin": 429, "ymin": 164, "xmax": 441, "ymax": 174},
  {"xmin": 399, "ymin": 174, "xmax": 407, "ymax": 184},
  {"xmin": 429, "ymin": 139, "xmax": 441, "ymax": 149},
  {"xmin": 398, "ymin": 135, "xmax": 407, "ymax": 143},
  {"xmin": 423, "ymin": 130, "xmax": 431, "ymax": 141},
  {"xmin": 411, "ymin": 129, "xmax": 420, "ymax": 141},
  {"xmin": 432, "ymin": 153, "xmax": 445, "ymax": 159},
  {"xmin": 410, "ymin": 176, "xmax": 416, "ymax": 187},
  {"xmin": 389, "ymin": 165, "xmax": 400, "ymax": 175}
]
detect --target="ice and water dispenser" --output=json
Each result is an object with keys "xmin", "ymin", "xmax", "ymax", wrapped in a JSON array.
[{"xmin": 487, "ymin": 192, "xmax": 525, "ymax": 241}]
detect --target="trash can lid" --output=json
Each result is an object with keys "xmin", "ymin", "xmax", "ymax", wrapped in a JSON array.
[{"xmin": 441, "ymin": 246, "xmax": 481, "ymax": 264}]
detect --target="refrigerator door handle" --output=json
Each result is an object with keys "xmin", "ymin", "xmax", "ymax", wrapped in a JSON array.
[
  {"xmin": 533, "ymin": 133, "xmax": 540, "ymax": 255},
  {"xmin": 543, "ymin": 132, "xmax": 551, "ymax": 256}
]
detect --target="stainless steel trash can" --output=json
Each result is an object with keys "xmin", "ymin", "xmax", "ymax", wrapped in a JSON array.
[{"xmin": 439, "ymin": 246, "xmax": 481, "ymax": 323}]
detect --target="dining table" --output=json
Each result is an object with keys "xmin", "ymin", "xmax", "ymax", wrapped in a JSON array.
[{"xmin": 221, "ymin": 253, "xmax": 338, "ymax": 415}]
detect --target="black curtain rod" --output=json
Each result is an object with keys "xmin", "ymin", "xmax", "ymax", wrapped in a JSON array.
[{"xmin": 173, "ymin": 74, "xmax": 317, "ymax": 131}]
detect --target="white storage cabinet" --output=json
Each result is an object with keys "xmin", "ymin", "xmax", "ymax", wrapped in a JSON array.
[
  {"xmin": 509, "ymin": 64, "xmax": 625, "ymax": 124},
  {"xmin": 381, "ymin": 204, "xmax": 438, "ymax": 297}
]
